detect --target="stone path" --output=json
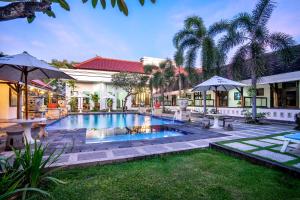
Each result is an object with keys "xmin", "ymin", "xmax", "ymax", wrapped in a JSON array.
[
  {"xmin": 252, "ymin": 150, "xmax": 296, "ymax": 163},
  {"xmin": 50, "ymin": 135, "xmax": 239, "ymax": 168},
  {"xmin": 1, "ymin": 119, "xmax": 297, "ymax": 168},
  {"xmin": 243, "ymin": 140, "xmax": 274, "ymax": 147},
  {"xmin": 224, "ymin": 142, "xmax": 257, "ymax": 151}
]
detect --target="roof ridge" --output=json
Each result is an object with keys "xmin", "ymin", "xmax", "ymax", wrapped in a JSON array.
[
  {"xmin": 74, "ymin": 56, "xmax": 102, "ymax": 67},
  {"xmin": 75, "ymin": 56, "xmax": 141, "ymax": 68},
  {"xmin": 96, "ymin": 57, "xmax": 141, "ymax": 64}
]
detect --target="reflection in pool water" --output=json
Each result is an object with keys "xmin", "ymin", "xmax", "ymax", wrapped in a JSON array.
[
  {"xmin": 46, "ymin": 113, "xmax": 182, "ymax": 130},
  {"xmin": 85, "ymin": 126, "xmax": 183, "ymax": 143},
  {"xmin": 46, "ymin": 114, "xmax": 183, "ymax": 143}
]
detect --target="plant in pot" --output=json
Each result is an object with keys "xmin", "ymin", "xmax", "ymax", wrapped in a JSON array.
[
  {"xmin": 90, "ymin": 93, "xmax": 100, "ymax": 111},
  {"xmin": 69, "ymin": 97, "xmax": 78, "ymax": 112},
  {"xmin": 107, "ymin": 98, "xmax": 113, "ymax": 112}
]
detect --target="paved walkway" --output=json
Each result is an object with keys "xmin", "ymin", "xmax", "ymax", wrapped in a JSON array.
[
  {"xmin": 49, "ymin": 135, "xmax": 240, "ymax": 168},
  {"xmin": 43, "ymin": 122, "xmax": 295, "ymax": 168},
  {"xmin": 0, "ymin": 119, "xmax": 296, "ymax": 169}
]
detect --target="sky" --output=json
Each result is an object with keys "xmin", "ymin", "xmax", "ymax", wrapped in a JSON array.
[{"xmin": 1, "ymin": 0, "xmax": 300, "ymax": 65}]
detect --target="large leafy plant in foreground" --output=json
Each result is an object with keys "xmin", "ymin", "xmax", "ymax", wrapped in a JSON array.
[{"xmin": 0, "ymin": 140, "xmax": 65, "ymax": 200}]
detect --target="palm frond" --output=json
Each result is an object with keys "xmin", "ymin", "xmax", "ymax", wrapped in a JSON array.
[
  {"xmin": 174, "ymin": 50, "xmax": 184, "ymax": 66},
  {"xmin": 252, "ymin": 0, "xmax": 276, "ymax": 26},
  {"xmin": 185, "ymin": 45, "xmax": 199, "ymax": 69},
  {"xmin": 218, "ymin": 31, "xmax": 245, "ymax": 53},
  {"xmin": 184, "ymin": 16, "xmax": 206, "ymax": 34},
  {"xmin": 231, "ymin": 45, "xmax": 249, "ymax": 80},
  {"xmin": 232, "ymin": 12, "xmax": 253, "ymax": 32},
  {"xmin": 268, "ymin": 32, "xmax": 295, "ymax": 63},
  {"xmin": 173, "ymin": 29, "xmax": 195, "ymax": 48},
  {"xmin": 202, "ymin": 36, "xmax": 216, "ymax": 74},
  {"xmin": 208, "ymin": 19, "xmax": 230, "ymax": 37},
  {"xmin": 177, "ymin": 36, "xmax": 200, "ymax": 53}
]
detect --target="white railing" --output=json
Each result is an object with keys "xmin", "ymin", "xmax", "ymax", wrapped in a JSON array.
[{"xmin": 165, "ymin": 106, "xmax": 299, "ymax": 122}]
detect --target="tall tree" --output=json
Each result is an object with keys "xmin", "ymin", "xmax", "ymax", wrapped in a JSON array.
[
  {"xmin": 150, "ymin": 59, "xmax": 175, "ymax": 112},
  {"xmin": 173, "ymin": 16, "xmax": 224, "ymax": 113},
  {"xmin": 215, "ymin": 0, "xmax": 294, "ymax": 121},
  {"xmin": 111, "ymin": 72, "xmax": 148, "ymax": 111},
  {"xmin": 174, "ymin": 50, "xmax": 184, "ymax": 98},
  {"xmin": 144, "ymin": 64, "xmax": 156, "ymax": 107},
  {"xmin": 0, "ymin": 0, "xmax": 156, "ymax": 22}
]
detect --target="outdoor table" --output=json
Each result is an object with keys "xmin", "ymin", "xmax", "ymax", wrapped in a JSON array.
[
  {"xmin": 0, "ymin": 118, "xmax": 46, "ymax": 144},
  {"xmin": 206, "ymin": 114, "xmax": 226, "ymax": 129}
]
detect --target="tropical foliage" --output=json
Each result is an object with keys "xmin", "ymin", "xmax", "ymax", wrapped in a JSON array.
[
  {"xmin": 90, "ymin": 92, "xmax": 100, "ymax": 111},
  {"xmin": 0, "ymin": 0, "xmax": 156, "ymax": 22},
  {"xmin": 174, "ymin": 50, "xmax": 185, "ymax": 97},
  {"xmin": 111, "ymin": 72, "xmax": 148, "ymax": 111},
  {"xmin": 173, "ymin": 16, "xmax": 225, "ymax": 113},
  {"xmin": 147, "ymin": 59, "xmax": 175, "ymax": 111},
  {"xmin": 173, "ymin": 16, "xmax": 225, "ymax": 81},
  {"xmin": 0, "ymin": 140, "xmax": 64, "ymax": 200},
  {"xmin": 214, "ymin": 0, "xmax": 294, "ymax": 120}
]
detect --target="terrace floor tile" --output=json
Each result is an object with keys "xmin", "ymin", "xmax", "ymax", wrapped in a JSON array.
[
  {"xmin": 224, "ymin": 142, "xmax": 257, "ymax": 151},
  {"xmin": 252, "ymin": 150, "xmax": 296, "ymax": 163},
  {"xmin": 243, "ymin": 140, "xmax": 274, "ymax": 147}
]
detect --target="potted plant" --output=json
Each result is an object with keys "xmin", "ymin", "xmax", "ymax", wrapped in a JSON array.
[
  {"xmin": 90, "ymin": 93, "xmax": 100, "ymax": 111},
  {"xmin": 107, "ymin": 98, "xmax": 113, "ymax": 112}
]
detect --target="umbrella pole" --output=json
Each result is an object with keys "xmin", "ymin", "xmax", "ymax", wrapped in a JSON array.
[{"xmin": 24, "ymin": 70, "xmax": 28, "ymax": 119}]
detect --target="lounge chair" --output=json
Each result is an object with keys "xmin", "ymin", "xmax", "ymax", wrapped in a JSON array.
[{"xmin": 280, "ymin": 133, "xmax": 300, "ymax": 152}]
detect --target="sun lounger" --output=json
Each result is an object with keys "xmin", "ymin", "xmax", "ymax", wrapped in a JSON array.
[{"xmin": 280, "ymin": 133, "xmax": 300, "ymax": 152}]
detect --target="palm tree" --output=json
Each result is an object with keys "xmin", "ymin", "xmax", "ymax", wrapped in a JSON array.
[
  {"xmin": 144, "ymin": 64, "xmax": 156, "ymax": 107},
  {"xmin": 173, "ymin": 16, "xmax": 224, "ymax": 113},
  {"xmin": 215, "ymin": 0, "xmax": 294, "ymax": 121},
  {"xmin": 151, "ymin": 59, "xmax": 175, "ymax": 112},
  {"xmin": 174, "ymin": 50, "xmax": 184, "ymax": 97}
]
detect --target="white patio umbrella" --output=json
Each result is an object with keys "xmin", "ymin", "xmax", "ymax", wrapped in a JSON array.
[
  {"xmin": 192, "ymin": 75, "xmax": 246, "ymax": 112},
  {"xmin": 0, "ymin": 52, "xmax": 74, "ymax": 119}
]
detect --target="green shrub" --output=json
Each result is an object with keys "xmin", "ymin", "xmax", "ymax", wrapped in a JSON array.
[{"xmin": 0, "ymin": 140, "xmax": 65, "ymax": 200}]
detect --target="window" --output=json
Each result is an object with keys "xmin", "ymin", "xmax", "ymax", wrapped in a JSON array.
[
  {"xmin": 194, "ymin": 92, "xmax": 202, "ymax": 100},
  {"xmin": 234, "ymin": 92, "xmax": 241, "ymax": 100},
  {"xmin": 256, "ymin": 88, "xmax": 264, "ymax": 96},
  {"xmin": 9, "ymin": 88, "xmax": 17, "ymax": 107}
]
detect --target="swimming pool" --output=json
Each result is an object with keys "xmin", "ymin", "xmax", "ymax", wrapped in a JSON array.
[{"xmin": 46, "ymin": 113, "xmax": 183, "ymax": 143}]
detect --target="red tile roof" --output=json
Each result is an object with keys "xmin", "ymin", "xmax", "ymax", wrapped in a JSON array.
[{"xmin": 74, "ymin": 56, "xmax": 144, "ymax": 73}]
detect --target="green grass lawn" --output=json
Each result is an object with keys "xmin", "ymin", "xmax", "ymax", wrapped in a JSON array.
[{"xmin": 40, "ymin": 149, "xmax": 300, "ymax": 200}]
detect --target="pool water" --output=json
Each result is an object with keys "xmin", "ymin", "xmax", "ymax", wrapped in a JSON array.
[
  {"xmin": 86, "ymin": 127, "xmax": 183, "ymax": 143},
  {"xmin": 46, "ymin": 114, "xmax": 183, "ymax": 143}
]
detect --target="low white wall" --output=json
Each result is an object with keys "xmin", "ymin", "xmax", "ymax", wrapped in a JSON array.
[{"xmin": 165, "ymin": 106, "xmax": 299, "ymax": 122}]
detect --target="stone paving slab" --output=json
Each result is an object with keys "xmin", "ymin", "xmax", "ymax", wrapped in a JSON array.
[
  {"xmin": 55, "ymin": 154, "xmax": 71, "ymax": 163},
  {"xmin": 243, "ymin": 140, "xmax": 274, "ymax": 147},
  {"xmin": 224, "ymin": 142, "xmax": 257, "ymax": 151},
  {"xmin": 294, "ymin": 163, "xmax": 300, "ymax": 168},
  {"xmin": 271, "ymin": 146, "xmax": 300, "ymax": 157},
  {"xmin": 252, "ymin": 150, "xmax": 296, "ymax": 163},
  {"xmin": 77, "ymin": 152, "xmax": 107, "ymax": 161},
  {"xmin": 141, "ymin": 145, "xmax": 169, "ymax": 154},
  {"xmin": 188, "ymin": 140, "xmax": 210, "ymax": 147},
  {"xmin": 260, "ymin": 138, "xmax": 283, "ymax": 145},
  {"xmin": 112, "ymin": 148, "xmax": 140, "ymax": 157},
  {"xmin": 166, "ymin": 142, "xmax": 192, "ymax": 150}
]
